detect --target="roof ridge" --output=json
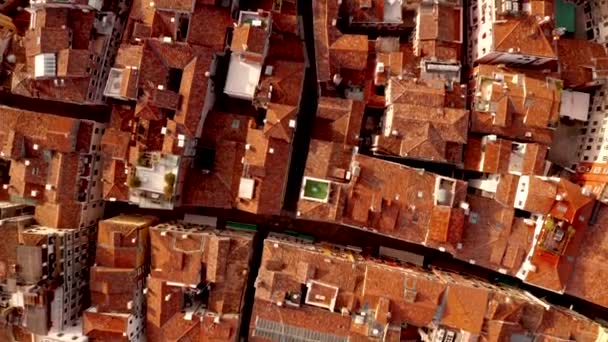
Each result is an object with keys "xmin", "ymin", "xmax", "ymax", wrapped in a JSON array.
[{"xmin": 493, "ymin": 20, "xmax": 521, "ymax": 54}]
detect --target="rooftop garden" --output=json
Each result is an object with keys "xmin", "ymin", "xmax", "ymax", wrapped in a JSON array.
[{"xmin": 302, "ymin": 178, "xmax": 330, "ymax": 202}]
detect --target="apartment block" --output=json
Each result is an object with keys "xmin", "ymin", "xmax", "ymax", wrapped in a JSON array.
[
  {"xmin": 145, "ymin": 221, "xmax": 253, "ymax": 341},
  {"xmin": 83, "ymin": 215, "xmax": 157, "ymax": 341}
]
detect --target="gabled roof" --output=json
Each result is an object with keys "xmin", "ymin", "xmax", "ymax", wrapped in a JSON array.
[
  {"xmin": 389, "ymin": 103, "xmax": 469, "ymax": 143},
  {"xmin": 313, "ymin": 97, "xmax": 364, "ymax": 146},
  {"xmin": 231, "ymin": 24, "xmax": 268, "ymax": 55},
  {"xmin": 174, "ymin": 54, "xmax": 213, "ymax": 138},
  {"xmin": 557, "ymin": 39, "xmax": 608, "ymax": 88},
  {"xmin": 493, "ymin": 16, "xmax": 556, "ymax": 59},
  {"xmin": 329, "ymin": 34, "xmax": 369, "ymax": 71},
  {"xmin": 264, "ymin": 103, "xmax": 297, "ymax": 142},
  {"xmin": 387, "ymin": 77, "xmax": 446, "ymax": 107}
]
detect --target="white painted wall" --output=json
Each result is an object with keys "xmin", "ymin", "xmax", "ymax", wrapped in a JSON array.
[{"xmin": 513, "ymin": 175, "xmax": 530, "ymax": 209}]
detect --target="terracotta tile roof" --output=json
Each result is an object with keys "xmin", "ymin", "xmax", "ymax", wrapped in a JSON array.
[
  {"xmin": 174, "ymin": 53, "xmax": 213, "ymax": 138},
  {"xmin": 566, "ymin": 205, "xmax": 608, "ymax": 307},
  {"xmin": 388, "ymin": 103, "xmax": 469, "ymax": 143},
  {"xmin": 89, "ymin": 266, "xmax": 140, "ymax": 313},
  {"xmin": 376, "ymin": 51, "xmax": 403, "ymax": 80},
  {"xmin": 557, "ymin": 39, "xmax": 608, "ymax": 88},
  {"xmin": 343, "ymin": 0, "xmax": 386, "ymax": 24},
  {"xmin": 146, "ymin": 223, "xmax": 251, "ymax": 340},
  {"xmin": 11, "ymin": 65, "xmax": 93, "ymax": 103},
  {"xmin": 495, "ymin": 174, "xmax": 519, "ymax": 207},
  {"xmin": 312, "ymin": 97, "xmax": 364, "ymax": 146},
  {"xmin": 83, "ymin": 311, "xmax": 128, "ymax": 341},
  {"xmin": 231, "ymin": 24, "xmax": 268, "ymax": 55},
  {"xmin": 149, "ymin": 10, "xmax": 175, "ymax": 39},
  {"xmin": 372, "ymin": 102, "xmax": 468, "ymax": 163},
  {"xmin": 25, "ymin": 27, "xmax": 70, "ymax": 56},
  {"xmin": 464, "ymin": 137, "xmax": 548, "ymax": 174},
  {"xmin": 374, "ymin": 122, "xmax": 447, "ymax": 161},
  {"xmin": 258, "ymin": 59, "xmax": 305, "ymax": 107},
  {"xmin": 264, "ymin": 103, "xmax": 297, "ymax": 143},
  {"xmin": 101, "ymin": 128, "xmax": 131, "ymax": 161},
  {"xmin": 56, "ymin": 49, "xmax": 92, "ymax": 77},
  {"xmin": 182, "ymin": 140, "xmax": 243, "ymax": 208},
  {"xmin": 329, "ymin": 34, "xmax": 369, "ymax": 71},
  {"xmin": 415, "ymin": 3, "xmax": 462, "ymax": 61},
  {"xmin": 428, "ymin": 206, "xmax": 465, "ymax": 245},
  {"xmin": 154, "ymin": 0, "xmax": 194, "ymax": 12},
  {"xmin": 12, "ymin": 8, "xmax": 96, "ymax": 103},
  {"xmin": 441, "ymin": 282, "xmax": 489, "ymax": 334},
  {"xmin": 520, "ymin": 176, "xmax": 557, "ymax": 213},
  {"xmin": 470, "ymin": 65, "xmax": 559, "ymax": 145},
  {"xmin": 492, "ymin": 16, "xmax": 556, "ymax": 59},
  {"xmin": 237, "ymin": 127, "xmax": 291, "ymax": 215},
  {"xmin": 186, "ymin": 5, "xmax": 233, "ymax": 49},
  {"xmin": 95, "ymin": 215, "xmax": 155, "ymax": 268},
  {"xmin": 298, "ymin": 150, "xmax": 468, "ymax": 246},
  {"xmin": 456, "ymin": 194, "xmax": 533, "ymax": 275},
  {"xmin": 102, "ymin": 160, "xmax": 129, "ymax": 201},
  {"xmin": 251, "ymin": 236, "xmax": 605, "ymax": 340},
  {"xmin": 521, "ymin": 179, "xmax": 595, "ymax": 292},
  {"xmin": 387, "ymin": 77, "xmax": 446, "ymax": 107},
  {"xmin": 313, "ymin": 0, "xmax": 343, "ymax": 81},
  {"xmin": 0, "ymin": 106, "xmax": 81, "ymax": 154}
]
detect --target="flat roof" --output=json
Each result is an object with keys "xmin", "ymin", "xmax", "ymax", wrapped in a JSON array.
[{"xmin": 224, "ymin": 54, "xmax": 262, "ymax": 100}]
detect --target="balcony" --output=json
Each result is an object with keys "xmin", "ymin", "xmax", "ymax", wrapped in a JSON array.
[{"xmin": 538, "ymin": 216, "xmax": 575, "ymax": 256}]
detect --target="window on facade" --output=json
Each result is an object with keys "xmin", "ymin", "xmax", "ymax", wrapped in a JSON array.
[
  {"xmin": 592, "ymin": 129, "xmax": 597, "ymax": 133},
  {"xmin": 587, "ymin": 145, "xmax": 592, "ymax": 150}
]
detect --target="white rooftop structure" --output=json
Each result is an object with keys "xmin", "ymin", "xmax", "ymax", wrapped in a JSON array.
[
  {"xmin": 560, "ymin": 90, "xmax": 590, "ymax": 122},
  {"xmin": 238, "ymin": 177, "xmax": 255, "ymax": 200},
  {"xmin": 34, "ymin": 53, "xmax": 56, "ymax": 78},
  {"xmin": 384, "ymin": 0, "xmax": 403, "ymax": 22},
  {"xmin": 224, "ymin": 54, "xmax": 263, "ymax": 100}
]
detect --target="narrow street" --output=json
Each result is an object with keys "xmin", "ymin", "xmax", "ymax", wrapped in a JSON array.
[
  {"xmin": 281, "ymin": 0, "xmax": 319, "ymax": 214},
  {"xmin": 0, "ymin": 91, "xmax": 110, "ymax": 122}
]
